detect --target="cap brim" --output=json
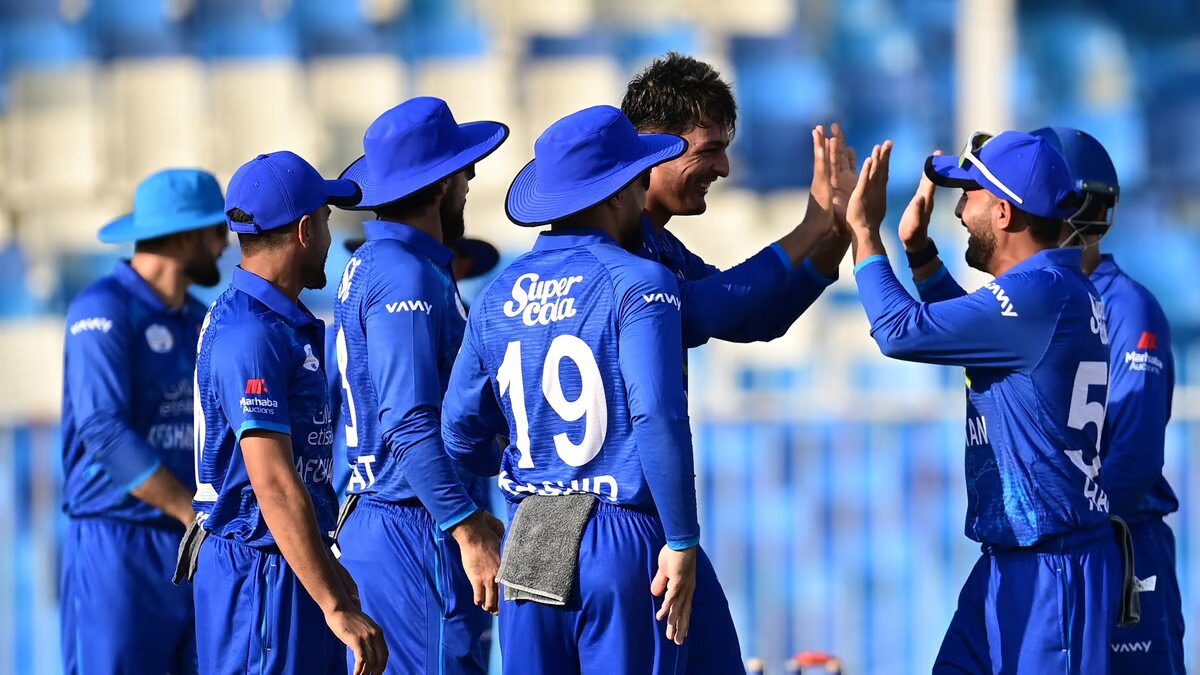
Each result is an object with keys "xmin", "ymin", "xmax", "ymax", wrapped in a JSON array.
[
  {"xmin": 98, "ymin": 210, "xmax": 228, "ymax": 244},
  {"xmin": 452, "ymin": 237, "xmax": 501, "ymax": 279},
  {"xmin": 340, "ymin": 121, "xmax": 510, "ymax": 211},
  {"xmin": 505, "ymin": 133, "xmax": 687, "ymax": 226},
  {"xmin": 925, "ymin": 154, "xmax": 981, "ymax": 190},
  {"xmin": 325, "ymin": 179, "xmax": 362, "ymax": 208}
]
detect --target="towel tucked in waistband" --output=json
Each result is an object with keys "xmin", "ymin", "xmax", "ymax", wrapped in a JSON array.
[
  {"xmin": 497, "ymin": 494, "xmax": 596, "ymax": 606},
  {"xmin": 1110, "ymin": 515, "xmax": 1141, "ymax": 628}
]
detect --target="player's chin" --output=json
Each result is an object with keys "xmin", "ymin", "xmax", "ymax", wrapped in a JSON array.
[{"xmin": 678, "ymin": 194, "xmax": 708, "ymax": 216}]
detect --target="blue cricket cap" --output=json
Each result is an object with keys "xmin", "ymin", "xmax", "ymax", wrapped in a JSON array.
[
  {"xmin": 99, "ymin": 169, "xmax": 226, "ymax": 244},
  {"xmin": 225, "ymin": 151, "xmax": 362, "ymax": 234},
  {"xmin": 1029, "ymin": 126, "xmax": 1119, "ymax": 202},
  {"xmin": 926, "ymin": 131, "xmax": 1079, "ymax": 220}
]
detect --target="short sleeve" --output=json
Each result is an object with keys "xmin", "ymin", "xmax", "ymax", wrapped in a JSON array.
[{"xmin": 210, "ymin": 322, "xmax": 293, "ymax": 439}]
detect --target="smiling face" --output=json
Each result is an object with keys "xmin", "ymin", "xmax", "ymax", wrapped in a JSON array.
[
  {"xmin": 956, "ymin": 189, "xmax": 999, "ymax": 273},
  {"xmin": 646, "ymin": 121, "xmax": 731, "ymax": 218}
]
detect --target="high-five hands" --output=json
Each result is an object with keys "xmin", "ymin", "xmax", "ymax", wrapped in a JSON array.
[
  {"xmin": 898, "ymin": 150, "xmax": 940, "ymax": 253},
  {"xmin": 846, "ymin": 140, "xmax": 894, "ymax": 264}
]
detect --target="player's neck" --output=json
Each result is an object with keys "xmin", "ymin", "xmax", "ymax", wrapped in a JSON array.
[
  {"xmin": 240, "ymin": 255, "xmax": 304, "ymax": 304},
  {"xmin": 1080, "ymin": 243, "xmax": 1102, "ymax": 276},
  {"xmin": 129, "ymin": 252, "xmax": 189, "ymax": 309},
  {"xmin": 643, "ymin": 196, "xmax": 671, "ymax": 232},
  {"xmin": 989, "ymin": 241, "xmax": 1055, "ymax": 278},
  {"xmin": 377, "ymin": 213, "xmax": 443, "ymax": 245}
]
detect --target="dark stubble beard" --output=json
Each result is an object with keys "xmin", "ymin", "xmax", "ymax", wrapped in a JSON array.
[
  {"xmin": 441, "ymin": 200, "xmax": 466, "ymax": 242},
  {"xmin": 303, "ymin": 248, "xmax": 329, "ymax": 290},
  {"xmin": 964, "ymin": 226, "xmax": 997, "ymax": 273},
  {"xmin": 184, "ymin": 253, "xmax": 222, "ymax": 288}
]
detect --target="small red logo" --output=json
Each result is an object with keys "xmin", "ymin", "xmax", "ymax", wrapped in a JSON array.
[
  {"xmin": 1137, "ymin": 331, "xmax": 1158, "ymax": 351},
  {"xmin": 245, "ymin": 379, "xmax": 269, "ymax": 395}
]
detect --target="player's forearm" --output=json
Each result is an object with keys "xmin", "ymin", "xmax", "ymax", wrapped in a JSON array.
[
  {"xmin": 635, "ymin": 417, "xmax": 700, "ymax": 549},
  {"xmin": 255, "ymin": 470, "xmax": 351, "ymax": 614},
  {"xmin": 776, "ymin": 209, "xmax": 833, "ymax": 266},
  {"xmin": 386, "ymin": 414, "xmax": 478, "ymax": 529},
  {"xmin": 678, "ymin": 247, "xmax": 789, "ymax": 348},
  {"xmin": 80, "ymin": 414, "xmax": 165, "ymax": 492},
  {"xmin": 129, "ymin": 466, "xmax": 196, "ymax": 526},
  {"xmin": 850, "ymin": 227, "xmax": 887, "ymax": 266},
  {"xmin": 808, "ymin": 229, "xmax": 850, "ymax": 279}
]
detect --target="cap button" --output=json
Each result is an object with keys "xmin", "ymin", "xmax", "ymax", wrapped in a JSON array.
[
  {"xmin": 256, "ymin": 154, "xmax": 268, "ymax": 160},
  {"xmin": 254, "ymin": 181, "xmax": 260, "ymax": 187}
]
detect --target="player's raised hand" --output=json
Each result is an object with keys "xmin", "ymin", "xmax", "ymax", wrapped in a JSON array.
[
  {"xmin": 899, "ymin": 150, "xmax": 940, "ymax": 252},
  {"xmin": 847, "ymin": 140, "xmax": 894, "ymax": 234},
  {"xmin": 651, "ymin": 545, "xmax": 699, "ymax": 646},
  {"xmin": 805, "ymin": 125, "xmax": 836, "ymax": 235},
  {"xmin": 451, "ymin": 510, "xmax": 504, "ymax": 615},
  {"xmin": 827, "ymin": 122, "xmax": 859, "ymax": 231},
  {"xmin": 326, "ymin": 606, "xmax": 388, "ymax": 675}
]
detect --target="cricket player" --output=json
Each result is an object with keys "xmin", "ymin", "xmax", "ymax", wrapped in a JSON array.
[
  {"xmin": 330, "ymin": 97, "xmax": 508, "ymax": 675},
  {"xmin": 848, "ymin": 132, "xmax": 1124, "ymax": 673},
  {"xmin": 1031, "ymin": 127, "xmax": 1184, "ymax": 673},
  {"xmin": 620, "ymin": 52, "xmax": 851, "ymax": 672},
  {"xmin": 189, "ymin": 151, "xmax": 387, "ymax": 674},
  {"xmin": 61, "ymin": 168, "xmax": 227, "ymax": 674},
  {"xmin": 441, "ymin": 105, "xmax": 703, "ymax": 673}
]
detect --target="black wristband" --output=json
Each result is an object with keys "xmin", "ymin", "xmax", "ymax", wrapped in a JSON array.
[{"xmin": 906, "ymin": 239, "xmax": 939, "ymax": 269}]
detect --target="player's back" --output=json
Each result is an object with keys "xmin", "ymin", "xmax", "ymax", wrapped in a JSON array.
[{"xmin": 469, "ymin": 230, "xmax": 680, "ymax": 513}]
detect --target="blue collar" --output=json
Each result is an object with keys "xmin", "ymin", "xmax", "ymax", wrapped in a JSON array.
[
  {"xmin": 113, "ymin": 260, "xmax": 179, "ymax": 314},
  {"xmin": 533, "ymin": 228, "xmax": 617, "ymax": 251},
  {"xmin": 363, "ymin": 220, "xmax": 453, "ymax": 267},
  {"xmin": 231, "ymin": 267, "xmax": 317, "ymax": 328},
  {"xmin": 1091, "ymin": 253, "xmax": 1119, "ymax": 279},
  {"xmin": 1003, "ymin": 247, "xmax": 1084, "ymax": 277}
]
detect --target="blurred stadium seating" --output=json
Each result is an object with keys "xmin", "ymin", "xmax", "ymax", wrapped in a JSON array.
[{"xmin": 0, "ymin": 1, "xmax": 1197, "ymax": 673}]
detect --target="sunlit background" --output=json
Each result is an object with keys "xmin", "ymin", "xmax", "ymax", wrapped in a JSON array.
[{"xmin": 0, "ymin": 0, "xmax": 1197, "ymax": 673}]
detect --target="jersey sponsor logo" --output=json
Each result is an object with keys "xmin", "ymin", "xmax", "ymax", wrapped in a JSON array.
[
  {"xmin": 347, "ymin": 454, "xmax": 378, "ymax": 492},
  {"xmin": 308, "ymin": 404, "xmax": 333, "ymax": 446},
  {"xmin": 147, "ymin": 422, "xmax": 193, "ymax": 451},
  {"xmin": 497, "ymin": 470, "xmax": 619, "ymax": 502},
  {"xmin": 1111, "ymin": 641, "xmax": 1152, "ymax": 654},
  {"xmin": 641, "ymin": 292, "xmax": 682, "ymax": 310},
  {"xmin": 1137, "ymin": 331, "xmax": 1158, "ymax": 351},
  {"xmin": 503, "ymin": 273, "xmax": 584, "ymax": 326},
  {"xmin": 145, "ymin": 324, "xmax": 174, "ymax": 353},
  {"xmin": 966, "ymin": 415, "xmax": 989, "ymax": 447},
  {"xmin": 245, "ymin": 378, "xmax": 269, "ymax": 395},
  {"xmin": 295, "ymin": 456, "xmax": 333, "ymax": 485},
  {"xmin": 159, "ymin": 378, "xmax": 193, "ymax": 417},
  {"xmin": 69, "ymin": 317, "xmax": 113, "ymax": 335},
  {"xmin": 983, "ymin": 283, "xmax": 1018, "ymax": 317},
  {"xmin": 240, "ymin": 395, "xmax": 279, "ymax": 414},
  {"xmin": 1089, "ymin": 294, "xmax": 1109, "ymax": 345},
  {"xmin": 337, "ymin": 257, "xmax": 362, "ymax": 303},
  {"xmin": 386, "ymin": 300, "xmax": 433, "ymax": 315},
  {"xmin": 302, "ymin": 344, "xmax": 320, "ymax": 372},
  {"xmin": 1124, "ymin": 350, "xmax": 1164, "ymax": 374}
]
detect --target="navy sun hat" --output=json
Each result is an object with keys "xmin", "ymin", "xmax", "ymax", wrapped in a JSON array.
[
  {"xmin": 340, "ymin": 97, "xmax": 509, "ymax": 210},
  {"xmin": 925, "ymin": 130, "xmax": 1079, "ymax": 220},
  {"xmin": 225, "ymin": 151, "xmax": 362, "ymax": 234},
  {"xmin": 99, "ymin": 169, "xmax": 227, "ymax": 244},
  {"xmin": 506, "ymin": 105, "xmax": 687, "ymax": 226}
]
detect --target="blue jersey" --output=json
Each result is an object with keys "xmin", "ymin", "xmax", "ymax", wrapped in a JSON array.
[
  {"xmin": 330, "ymin": 220, "xmax": 478, "ymax": 530},
  {"xmin": 443, "ymin": 229, "xmax": 700, "ymax": 548},
  {"xmin": 61, "ymin": 261, "xmax": 203, "ymax": 523},
  {"xmin": 193, "ymin": 268, "xmax": 338, "ymax": 548},
  {"xmin": 638, "ymin": 214, "xmax": 834, "ymax": 349},
  {"xmin": 1090, "ymin": 255, "xmax": 1178, "ymax": 521},
  {"xmin": 861, "ymin": 248, "xmax": 1112, "ymax": 548}
]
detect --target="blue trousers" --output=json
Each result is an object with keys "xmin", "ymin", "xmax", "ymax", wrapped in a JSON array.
[
  {"xmin": 337, "ymin": 499, "xmax": 490, "ymax": 675},
  {"xmin": 193, "ymin": 535, "xmax": 344, "ymax": 675},
  {"xmin": 61, "ymin": 518, "xmax": 197, "ymax": 675},
  {"xmin": 933, "ymin": 526, "xmax": 1121, "ymax": 674},
  {"xmin": 1110, "ymin": 518, "xmax": 1186, "ymax": 674},
  {"xmin": 498, "ymin": 502, "xmax": 743, "ymax": 674}
]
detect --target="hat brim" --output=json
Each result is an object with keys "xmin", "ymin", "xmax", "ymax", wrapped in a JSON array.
[
  {"xmin": 925, "ymin": 154, "xmax": 982, "ymax": 190},
  {"xmin": 98, "ymin": 210, "xmax": 228, "ymax": 244},
  {"xmin": 452, "ymin": 237, "xmax": 501, "ymax": 279},
  {"xmin": 505, "ymin": 133, "xmax": 687, "ymax": 226},
  {"xmin": 339, "ymin": 121, "xmax": 510, "ymax": 211},
  {"xmin": 325, "ymin": 178, "xmax": 363, "ymax": 208}
]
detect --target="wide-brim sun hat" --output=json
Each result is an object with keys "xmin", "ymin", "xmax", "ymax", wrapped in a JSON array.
[
  {"xmin": 506, "ymin": 105, "xmax": 687, "ymax": 226},
  {"xmin": 99, "ymin": 168, "xmax": 226, "ymax": 244},
  {"xmin": 340, "ymin": 96, "xmax": 509, "ymax": 210}
]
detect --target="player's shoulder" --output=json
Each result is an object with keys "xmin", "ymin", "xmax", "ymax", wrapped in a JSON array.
[
  {"xmin": 587, "ymin": 242, "xmax": 677, "ymax": 288},
  {"xmin": 65, "ymin": 275, "xmax": 131, "ymax": 337},
  {"xmin": 207, "ymin": 285, "xmax": 284, "ymax": 345},
  {"xmin": 1104, "ymin": 265, "xmax": 1168, "ymax": 320}
]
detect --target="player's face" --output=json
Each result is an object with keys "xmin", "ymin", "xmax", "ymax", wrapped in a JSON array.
[
  {"xmin": 440, "ymin": 167, "xmax": 472, "ymax": 242},
  {"xmin": 301, "ymin": 205, "xmax": 333, "ymax": 290},
  {"xmin": 648, "ymin": 121, "xmax": 730, "ymax": 217},
  {"xmin": 958, "ymin": 189, "xmax": 998, "ymax": 272},
  {"xmin": 184, "ymin": 223, "xmax": 229, "ymax": 288}
]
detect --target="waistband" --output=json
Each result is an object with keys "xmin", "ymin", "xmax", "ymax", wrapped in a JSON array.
[
  {"xmin": 506, "ymin": 497, "xmax": 655, "ymax": 522},
  {"xmin": 68, "ymin": 514, "xmax": 185, "ymax": 534},
  {"xmin": 983, "ymin": 522, "xmax": 1113, "ymax": 555},
  {"xmin": 202, "ymin": 532, "xmax": 283, "ymax": 556},
  {"xmin": 356, "ymin": 495, "xmax": 433, "ymax": 523}
]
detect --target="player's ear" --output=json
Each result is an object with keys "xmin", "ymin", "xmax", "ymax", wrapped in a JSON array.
[
  {"xmin": 995, "ymin": 198, "xmax": 1015, "ymax": 232},
  {"xmin": 296, "ymin": 213, "xmax": 313, "ymax": 248}
]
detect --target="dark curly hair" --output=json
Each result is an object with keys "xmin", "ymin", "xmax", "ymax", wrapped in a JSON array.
[{"xmin": 621, "ymin": 52, "xmax": 737, "ymax": 138}]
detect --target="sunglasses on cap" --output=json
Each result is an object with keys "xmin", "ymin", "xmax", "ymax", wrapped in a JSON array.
[{"xmin": 957, "ymin": 131, "xmax": 1026, "ymax": 206}]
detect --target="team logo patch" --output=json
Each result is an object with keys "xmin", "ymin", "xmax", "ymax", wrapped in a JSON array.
[
  {"xmin": 245, "ymin": 378, "xmax": 269, "ymax": 395},
  {"xmin": 145, "ymin": 324, "xmax": 174, "ymax": 353},
  {"xmin": 302, "ymin": 344, "xmax": 320, "ymax": 372}
]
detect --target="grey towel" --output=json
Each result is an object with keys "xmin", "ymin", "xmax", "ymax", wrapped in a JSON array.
[
  {"xmin": 1110, "ymin": 515, "xmax": 1141, "ymax": 627},
  {"xmin": 172, "ymin": 516, "xmax": 209, "ymax": 585},
  {"xmin": 498, "ymin": 494, "xmax": 596, "ymax": 606},
  {"xmin": 330, "ymin": 493, "xmax": 362, "ymax": 559}
]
